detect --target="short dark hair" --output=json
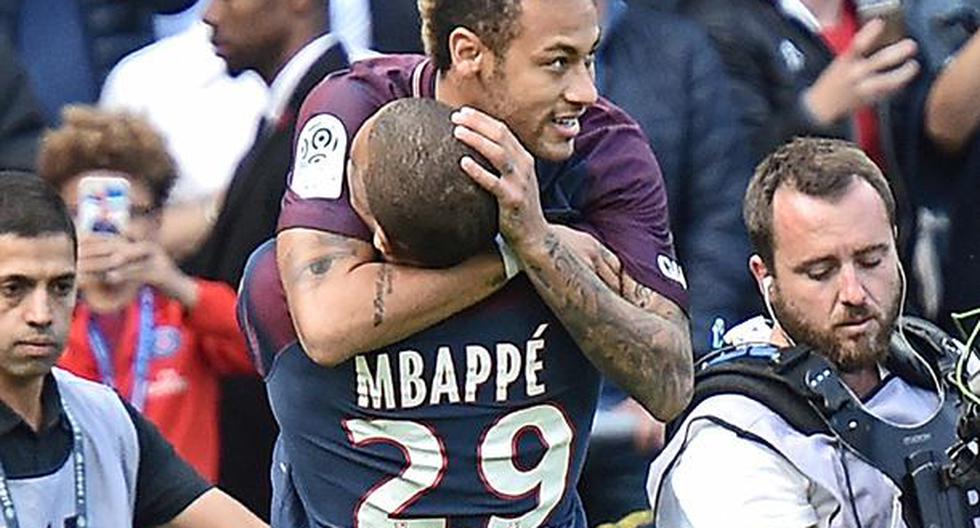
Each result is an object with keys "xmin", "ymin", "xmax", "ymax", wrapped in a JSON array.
[
  {"xmin": 38, "ymin": 105, "xmax": 176, "ymax": 209},
  {"xmin": 418, "ymin": 0, "xmax": 523, "ymax": 71},
  {"xmin": 363, "ymin": 99, "xmax": 498, "ymax": 268},
  {"xmin": 0, "ymin": 171, "xmax": 77, "ymax": 255},
  {"xmin": 744, "ymin": 137, "xmax": 897, "ymax": 270}
]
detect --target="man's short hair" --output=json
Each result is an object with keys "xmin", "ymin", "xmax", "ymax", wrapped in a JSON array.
[
  {"xmin": 744, "ymin": 137, "xmax": 897, "ymax": 269},
  {"xmin": 37, "ymin": 105, "xmax": 176, "ymax": 209},
  {"xmin": 0, "ymin": 171, "xmax": 77, "ymax": 255},
  {"xmin": 363, "ymin": 98, "xmax": 498, "ymax": 268},
  {"xmin": 418, "ymin": 0, "xmax": 523, "ymax": 72}
]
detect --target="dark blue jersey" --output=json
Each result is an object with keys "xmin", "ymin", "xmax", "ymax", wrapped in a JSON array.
[
  {"xmin": 241, "ymin": 55, "xmax": 687, "ymax": 528},
  {"xmin": 241, "ymin": 240, "xmax": 598, "ymax": 527}
]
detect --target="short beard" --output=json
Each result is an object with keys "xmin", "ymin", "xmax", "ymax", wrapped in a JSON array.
[{"xmin": 771, "ymin": 284, "xmax": 901, "ymax": 373}]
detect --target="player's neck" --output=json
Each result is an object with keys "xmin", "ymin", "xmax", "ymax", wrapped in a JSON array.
[
  {"xmin": 0, "ymin": 373, "xmax": 45, "ymax": 432},
  {"xmin": 434, "ymin": 69, "xmax": 473, "ymax": 110}
]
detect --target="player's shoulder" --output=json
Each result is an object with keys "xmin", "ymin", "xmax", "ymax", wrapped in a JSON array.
[
  {"xmin": 577, "ymin": 96, "xmax": 648, "ymax": 149},
  {"xmin": 302, "ymin": 53, "xmax": 430, "ymax": 112},
  {"xmin": 571, "ymin": 97, "xmax": 659, "ymax": 180}
]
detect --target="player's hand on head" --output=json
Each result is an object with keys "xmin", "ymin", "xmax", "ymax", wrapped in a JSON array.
[{"xmin": 451, "ymin": 107, "xmax": 549, "ymax": 252}]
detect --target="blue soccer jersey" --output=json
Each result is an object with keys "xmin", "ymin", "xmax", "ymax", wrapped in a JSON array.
[{"xmin": 240, "ymin": 55, "xmax": 687, "ymax": 528}]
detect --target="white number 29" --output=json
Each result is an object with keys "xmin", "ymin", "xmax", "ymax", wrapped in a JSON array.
[{"xmin": 344, "ymin": 403, "xmax": 574, "ymax": 527}]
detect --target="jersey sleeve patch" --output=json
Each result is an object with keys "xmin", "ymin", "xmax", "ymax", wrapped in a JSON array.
[{"xmin": 291, "ymin": 113, "xmax": 348, "ymax": 200}]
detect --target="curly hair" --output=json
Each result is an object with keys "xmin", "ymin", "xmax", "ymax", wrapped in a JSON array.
[
  {"xmin": 38, "ymin": 105, "xmax": 176, "ymax": 208},
  {"xmin": 418, "ymin": 0, "xmax": 523, "ymax": 72}
]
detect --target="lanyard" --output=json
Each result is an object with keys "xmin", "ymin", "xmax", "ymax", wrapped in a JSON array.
[
  {"xmin": 0, "ymin": 401, "xmax": 87, "ymax": 528},
  {"xmin": 88, "ymin": 287, "xmax": 155, "ymax": 412}
]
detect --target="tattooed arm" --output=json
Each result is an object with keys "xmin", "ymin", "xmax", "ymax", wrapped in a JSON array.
[
  {"xmin": 277, "ymin": 228, "xmax": 507, "ymax": 367},
  {"xmin": 453, "ymin": 107, "xmax": 693, "ymax": 420},
  {"xmin": 522, "ymin": 230, "xmax": 692, "ymax": 420}
]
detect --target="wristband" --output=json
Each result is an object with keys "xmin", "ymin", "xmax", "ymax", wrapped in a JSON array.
[{"xmin": 495, "ymin": 234, "xmax": 522, "ymax": 280}]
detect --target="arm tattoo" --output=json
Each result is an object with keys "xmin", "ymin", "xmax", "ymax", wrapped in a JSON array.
[
  {"xmin": 372, "ymin": 264, "xmax": 393, "ymax": 327},
  {"xmin": 281, "ymin": 231, "xmax": 364, "ymax": 288},
  {"xmin": 527, "ymin": 232, "xmax": 692, "ymax": 419}
]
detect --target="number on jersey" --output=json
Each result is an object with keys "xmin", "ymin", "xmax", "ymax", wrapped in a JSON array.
[{"xmin": 343, "ymin": 403, "xmax": 574, "ymax": 527}]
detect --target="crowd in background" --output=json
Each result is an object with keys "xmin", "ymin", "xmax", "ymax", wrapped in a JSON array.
[{"xmin": 0, "ymin": 0, "xmax": 978, "ymax": 525}]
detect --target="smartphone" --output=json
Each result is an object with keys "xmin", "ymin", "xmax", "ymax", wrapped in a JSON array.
[
  {"xmin": 76, "ymin": 175, "xmax": 130, "ymax": 235},
  {"xmin": 856, "ymin": 0, "xmax": 907, "ymax": 53}
]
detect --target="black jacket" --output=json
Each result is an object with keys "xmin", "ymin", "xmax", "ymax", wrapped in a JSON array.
[
  {"xmin": 679, "ymin": 0, "xmax": 849, "ymax": 164},
  {"xmin": 679, "ymin": 0, "xmax": 916, "ymax": 267},
  {"xmin": 184, "ymin": 43, "xmax": 351, "ymax": 288}
]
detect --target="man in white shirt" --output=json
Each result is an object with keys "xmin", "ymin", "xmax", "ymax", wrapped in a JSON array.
[{"xmin": 647, "ymin": 137, "xmax": 949, "ymax": 528}]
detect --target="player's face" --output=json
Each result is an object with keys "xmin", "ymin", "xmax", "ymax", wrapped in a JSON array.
[
  {"xmin": 477, "ymin": 0, "xmax": 600, "ymax": 162},
  {"xmin": 766, "ymin": 179, "xmax": 901, "ymax": 372},
  {"xmin": 205, "ymin": 0, "xmax": 291, "ymax": 79},
  {"xmin": 0, "ymin": 234, "xmax": 75, "ymax": 386}
]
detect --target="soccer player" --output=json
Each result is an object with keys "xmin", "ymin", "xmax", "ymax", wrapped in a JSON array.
[{"xmin": 246, "ymin": 1, "xmax": 693, "ymax": 525}]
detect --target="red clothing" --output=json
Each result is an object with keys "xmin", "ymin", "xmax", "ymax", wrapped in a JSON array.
[
  {"xmin": 59, "ymin": 279, "xmax": 255, "ymax": 482},
  {"xmin": 821, "ymin": 1, "xmax": 887, "ymax": 168}
]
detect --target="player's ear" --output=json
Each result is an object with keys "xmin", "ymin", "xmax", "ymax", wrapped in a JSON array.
[
  {"xmin": 447, "ymin": 27, "xmax": 487, "ymax": 78},
  {"xmin": 373, "ymin": 228, "xmax": 394, "ymax": 259}
]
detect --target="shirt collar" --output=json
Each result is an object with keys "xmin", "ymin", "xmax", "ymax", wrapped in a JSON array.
[
  {"xmin": 266, "ymin": 33, "xmax": 339, "ymax": 122},
  {"xmin": 778, "ymin": 0, "xmax": 822, "ymax": 33},
  {"xmin": 0, "ymin": 374, "xmax": 63, "ymax": 435}
]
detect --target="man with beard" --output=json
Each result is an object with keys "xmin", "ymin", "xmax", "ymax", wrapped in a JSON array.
[{"xmin": 647, "ymin": 137, "xmax": 927, "ymax": 528}]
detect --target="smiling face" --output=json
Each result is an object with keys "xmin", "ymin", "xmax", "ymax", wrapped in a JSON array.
[
  {"xmin": 763, "ymin": 178, "xmax": 901, "ymax": 371},
  {"xmin": 0, "ymin": 234, "xmax": 76, "ymax": 386},
  {"xmin": 473, "ymin": 0, "xmax": 600, "ymax": 161}
]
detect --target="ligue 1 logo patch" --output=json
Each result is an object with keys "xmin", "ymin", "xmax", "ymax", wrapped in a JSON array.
[
  {"xmin": 291, "ymin": 113, "xmax": 347, "ymax": 200},
  {"xmin": 153, "ymin": 326, "xmax": 181, "ymax": 358}
]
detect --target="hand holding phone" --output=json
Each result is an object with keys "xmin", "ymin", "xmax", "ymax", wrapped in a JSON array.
[{"xmin": 856, "ymin": 0, "xmax": 907, "ymax": 54}]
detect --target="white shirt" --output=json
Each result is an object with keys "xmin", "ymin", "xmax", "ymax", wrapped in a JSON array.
[
  {"xmin": 657, "ymin": 418, "xmax": 835, "ymax": 528},
  {"xmin": 650, "ymin": 375, "xmax": 938, "ymax": 528},
  {"xmin": 267, "ymin": 32, "xmax": 377, "ymax": 123},
  {"xmin": 100, "ymin": 21, "xmax": 269, "ymax": 203}
]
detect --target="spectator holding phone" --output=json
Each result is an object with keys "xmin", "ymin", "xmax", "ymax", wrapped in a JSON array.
[
  {"xmin": 36, "ymin": 105, "xmax": 255, "ymax": 483},
  {"xmin": 678, "ymin": 0, "xmax": 925, "ymax": 306}
]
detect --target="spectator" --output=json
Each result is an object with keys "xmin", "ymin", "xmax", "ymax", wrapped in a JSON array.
[
  {"xmin": 37, "ymin": 106, "xmax": 255, "ymax": 484},
  {"xmin": 678, "ymin": 0, "xmax": 925, "ymax": 308},
  {"xmin": 0, "ymin": 172, "xmax": 264, "ymax": 527},
  {"xmin": 578, "ymin": 0, "xmax": 757, "ymax": 522},
  {"xmin": 100, "ymin": 19, "xmax": 269, "ymax": 259}
]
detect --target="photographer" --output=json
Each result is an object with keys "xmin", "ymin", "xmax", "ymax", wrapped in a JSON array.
[{"xmin": 647, "ymin": 137, "xmax": 972, "ymax": 527}]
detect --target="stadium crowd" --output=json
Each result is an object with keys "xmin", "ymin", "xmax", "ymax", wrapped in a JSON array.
[{"xmin": 0, "ymin": 0, "xmax": 978, "ymax": 526}]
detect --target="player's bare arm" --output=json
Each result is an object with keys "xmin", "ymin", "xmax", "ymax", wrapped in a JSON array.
[
  {"xmin": 454, "ymin": 107, "xmax": 694, "ymax": 421},
  {"xmin": 278, "ymin": 228, "xmax": 508, "ymax": 367}
]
